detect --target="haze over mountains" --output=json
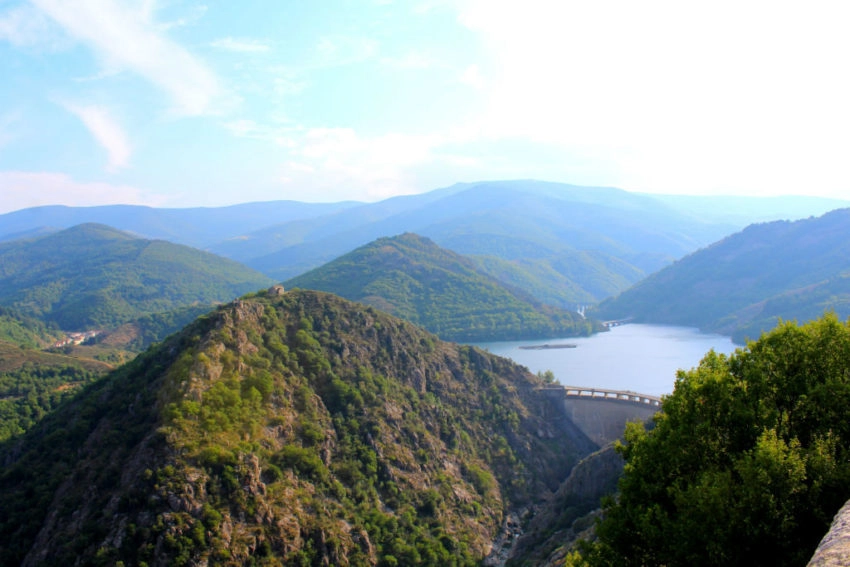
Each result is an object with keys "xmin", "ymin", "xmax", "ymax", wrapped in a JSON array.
[
  {"xmin": 0, "ymin": 201, "xmax": 359, "ymax": 249},
  {"xmin": 3, "ymin": 180, "xmax": 846, "ymax": 309},
  {"xmin": 1, "ymin": 180, "xmax": 850, "ymax": 565}
]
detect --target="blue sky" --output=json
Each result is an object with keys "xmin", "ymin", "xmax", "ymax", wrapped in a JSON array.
[{"xmin": 1, "ymin": 0, "xmax": 849, "ymax": 213}]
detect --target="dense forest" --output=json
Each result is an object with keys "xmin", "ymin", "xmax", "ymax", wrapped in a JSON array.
[
  {"xmin": 284, "ymin": 233, "xmax": 601, "ymax": 342},
  {"xmin": 0, "ymin": 307, "xmax": 60, "ymax": 348},
  {"xmin": 570, "ymin": 314, "xmax": 850, "ymax": 566},
  {"xmin": 0, "ymin": 363, "xmax": 102, "ymax": 442},
  {"xmin": 0, "ymin": 223, "xmax": 272, "ymax": 330}
]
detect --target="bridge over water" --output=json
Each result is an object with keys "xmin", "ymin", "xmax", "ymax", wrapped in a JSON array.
[
  {"xmin": 601, "ymin": 317, "xmax": 634, "ymax": 328},
  {"xmin": 539, "ymin": 385, "xmax": 663, "ymax": 446}
]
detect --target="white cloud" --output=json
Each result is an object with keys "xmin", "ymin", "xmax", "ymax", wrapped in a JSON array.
[
  {"xmin": 276, "ymin": 128, "xmax": 444, "ymax": 201},
  {"xmin": 314, "ymin": 35, "xmax": 379, "ymax": 68},
  {"xmin": 31, "ymin": 0, "xmax": 222, "ymax": 116},
  {"xmin": 454, "ymin": 0, "xmax": 850, "ymax": 196},
  {"xmin": 272, "ymin": 75, "xmax": 308, "ymax": 97},
  {"xmin": 381, "ymin": 52, "xmax": 439, "ymax": 70},
  {"xmin": 62, "ymin": 103, "xmax": 131, "ymax": 171},
  {"xmin": 211, "ymin": 37, "xmax": 271, "ymax": 53},
  {"xmin": 0, "ymin": 4, "xmax": 67, "ymax": 49},
  {"xmin": 0, "ymin": 171, "xmax": 161, "ymax": 213},
  {"xmin": 459, "ymin": 64, "xmax": 485, "ymax": 89}
]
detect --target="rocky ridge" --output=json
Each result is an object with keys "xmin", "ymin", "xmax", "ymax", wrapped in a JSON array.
[{"xmin": 0, "ymin": 288, "xmax": 597, "ymax": 566}]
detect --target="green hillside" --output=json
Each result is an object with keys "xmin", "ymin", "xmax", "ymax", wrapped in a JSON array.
[
  {"xmin": 470, "ymin": 249, "xmax": 646, "ymax": 307},
  {"xmin": 250, "ymin": 181, "xmax": 730, "ymax": 302},
  {"xmin": 0, "ymin": 288, "xmax": 592, "ymax": 566},
  {"xmin": 283, "ymin": 233, "xmax": 601, "ymax": 342},
  {"xmin": 3, "ymin": 183, "xmax": 846, "ymax": 310},
  {"xmin": 596, "ymin": 208, "xmax": 850, "ymax": 340},
  {"xmin": 0, "ymin": 307, "xmax": 61, "ymax": 349},
  {"xmin": 574, "ymin": 315, "xmax": 850, "ymax": 566},
  {"xmin": 0, "ymin": 335, "xmax": 113, "ymax": 442},
  {"xmin": 94, "ymin": 303, "xmax": 219, "ymax": 352},
  {"xmin": 0, "ymin": 223, "xmax": 274, "ymax": 330}
]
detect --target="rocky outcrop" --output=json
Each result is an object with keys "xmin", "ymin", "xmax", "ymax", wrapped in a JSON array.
[
  {"xmin": 0, "ymin": 289, "xmax": 594, "ymax": 566},
  {"xmin": 809, "ymin": 500, "xmax": 850, "ymax": 566},
  {"xmin": 505, "ymin": 444, "xmax": 625, "ymax": 566}
]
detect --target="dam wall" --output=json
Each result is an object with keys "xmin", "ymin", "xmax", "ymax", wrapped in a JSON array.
[{"xmin": 540, "ymin": 386, "xmax": 662, "ymax": 447}]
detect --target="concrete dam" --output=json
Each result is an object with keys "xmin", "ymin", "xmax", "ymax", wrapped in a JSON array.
[{"xmin": 541, "ymin": 386, "xmax": 662, "ymax": 446}]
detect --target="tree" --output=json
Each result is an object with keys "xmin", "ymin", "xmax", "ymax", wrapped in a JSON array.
[{"xmin": 578, "ymin": 314, "xmax": 850, "ymax": 567}]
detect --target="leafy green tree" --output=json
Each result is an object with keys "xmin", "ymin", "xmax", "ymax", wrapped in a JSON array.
[{"xmin": 578, "ymin": 314, "xmax": 850, "ymax": 567}]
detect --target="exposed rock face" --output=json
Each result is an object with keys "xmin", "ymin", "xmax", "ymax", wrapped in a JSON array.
[
  {"xmin": 506, "ymin": 444, "xmax": 625, "ymax": 566},
  {"xmin": 809, "ymin": 500, "xmax": 850, "ymax": 567},
  {"xmin": 0, "ymin": 289, "xmax": 594, "ymax": 566}
]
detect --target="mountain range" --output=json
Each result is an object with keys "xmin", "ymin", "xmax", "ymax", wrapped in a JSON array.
[
  {"xmin": 3, "ymin": 180, "xmax": 846, "ymax": 308},
  {"xmin": 596, "ymin": 208, "xmax": 850, "ymax": 342},
  {"xmin": 1, "ymin": 182, "xmax": 850, "ymax": 565}
]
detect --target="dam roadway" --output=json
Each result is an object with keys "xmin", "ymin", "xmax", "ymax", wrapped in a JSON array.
[{"xmin": 540, "ymin": 385, "xmax": 663, "ymax": 446}]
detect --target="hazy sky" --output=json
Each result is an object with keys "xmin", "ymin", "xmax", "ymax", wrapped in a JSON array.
[{"xmin": 1, "ymin": 0, "xmax": 849, "ymax": 213}]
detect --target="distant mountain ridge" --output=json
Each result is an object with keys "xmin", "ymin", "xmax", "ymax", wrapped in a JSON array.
[
  {"xmin": 0, "ymin": 201, "xmax": 360, "ymax": 248},
  {"xmin": 596, "ymin": 208, "xmax": 850, "ymax": 341},
  {"xmin": 3, "ymin": 180, "xmax": 847, "ymax": 306},
  {"xmin": 283, "ymin": 233, "xmax": 601, "ymax": 342},
  {"xmin": 0, "ymin": 223, "xmax": 273, "ymax": 330},
  {"xmin": 241, "ymin": 180, "xmax": 734, "ymax": 282}
]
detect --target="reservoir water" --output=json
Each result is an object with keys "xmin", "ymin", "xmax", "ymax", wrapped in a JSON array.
[{"xmin": 474, "ymin": 324, "xmax": 738, "ymax": 397}]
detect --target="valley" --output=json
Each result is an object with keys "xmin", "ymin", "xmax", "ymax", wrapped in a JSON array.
[
  {"xmin": 6, "ymin": 2, "xmax": 850, "ymax": 562},
  {"xmin": 0, "ymin": 181, "xmax": 849, "ymax": 565}
]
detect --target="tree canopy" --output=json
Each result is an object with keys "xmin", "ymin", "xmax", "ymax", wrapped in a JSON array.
[{"xmin": 576, "ymin": 313, "xmax": 850, "ymax": 566}]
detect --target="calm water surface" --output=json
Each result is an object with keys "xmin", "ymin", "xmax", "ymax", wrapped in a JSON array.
[{"xmin": 474, "ymin": 324, "xmax": 738, "ymax": 397}]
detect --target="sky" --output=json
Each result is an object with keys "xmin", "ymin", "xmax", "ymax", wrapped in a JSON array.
[{"xmin": 1, "ymin": 0, "xmax": 849, "ymax": 213}]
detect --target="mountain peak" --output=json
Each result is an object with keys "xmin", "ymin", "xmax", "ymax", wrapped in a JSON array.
[
  {"xmin": 0, "ymin": 288, "xmax": 590, "ymax": 566},
  {"xmin": 285, "ymin": 233, "xmax": 600, "ymax": 342}
]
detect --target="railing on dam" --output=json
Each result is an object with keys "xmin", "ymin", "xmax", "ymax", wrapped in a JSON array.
[
  {"xmin": 543, "ymin": 385, "xmax": 662, "ymax": 407},
  {"xmin": 601, "ymin": 317, "xmax": 634, "ymax": 328}
]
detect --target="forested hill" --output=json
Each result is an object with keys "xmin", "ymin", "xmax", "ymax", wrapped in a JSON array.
[
  {"xmin": 0, "ymin": 307, "xmax": 60, "ymax": 349},
  {"xmin": 0, "ymin": 288, "xmax": 592, "ymax": 566},
  {"xmin": 596, "ymin": 208, "xmax": 850, "ymax": 341},
  {"xmin": 283, "ymin": 233, "xmax": 601, "ymax": 342},
  {"xmin": 0, "ymin": 223, "xmax": 273, "ymax": 330}
]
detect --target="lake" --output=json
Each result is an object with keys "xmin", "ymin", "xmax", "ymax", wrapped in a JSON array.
[{"xmin": 473, "ymin": 324, "xmax": 739, "ymax": 397}]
